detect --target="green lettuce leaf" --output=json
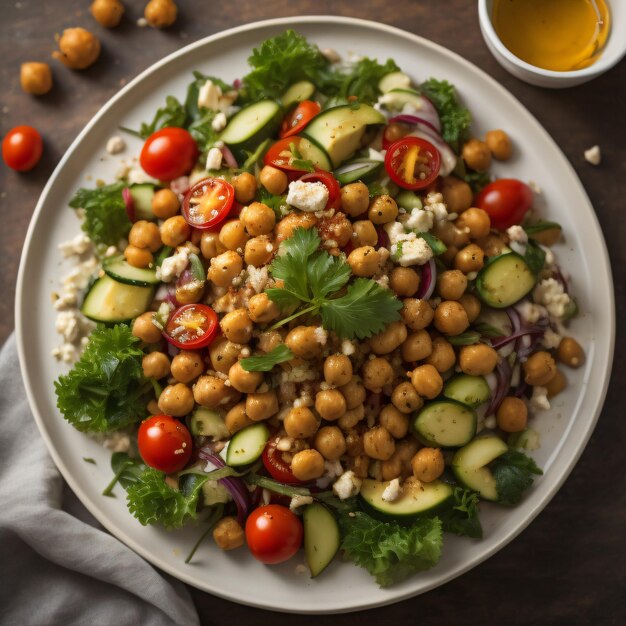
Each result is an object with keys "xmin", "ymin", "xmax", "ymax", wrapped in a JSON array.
[{"xmin": 492, "ymin": 450, "xmax": 543, "ymax": 506}]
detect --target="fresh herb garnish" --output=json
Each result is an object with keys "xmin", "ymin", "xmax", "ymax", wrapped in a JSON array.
[
  {"xmin": 417, "ymin": 232, "xmax": 447, "ymax": 256},
  {"xmin": 257, "ymin": 187, "xmax": 289, "ymax": 219},
  {"xmin": 131, "ymin": 95, "xmax": 188, "ymax": 139},
  {"xmin": 447, "ymin": 331, "xmax": 481, "ymax": 346},
  {"xmin": 102, "ymin": 451, "xmax": 147, "ymax": 496},
  {"xmin": 439, "ymin": 487, "xmax": 483, "ymax": 539},
  {"xmin": 239, "ymin": 344, "xmax": 294, "ymax": 372},
  {"xmin": 83, "ymin": 457, "xmax": 96, "ymax": 464},
  {"xmin": 524, "ymin": 239, "xmax": 547, "ymax": 275},
  {"xmin": 492, "ymin": 450, "xmax": 543, "ymax": 506},
  {"xmin": 523, "ymin": 220, "xmax": 562, "ymax": 236}
]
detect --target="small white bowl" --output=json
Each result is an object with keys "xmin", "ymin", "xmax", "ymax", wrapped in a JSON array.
[{"xmin": 478, "ymin": 0, "xmax": 626, "ymax": 88}]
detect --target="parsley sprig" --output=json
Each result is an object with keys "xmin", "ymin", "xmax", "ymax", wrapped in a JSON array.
[{"xmin": 265, "ymin": 228, "xmax": 402, "ymax": 340}]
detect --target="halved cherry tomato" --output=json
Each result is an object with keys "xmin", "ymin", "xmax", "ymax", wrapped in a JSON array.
[
  {"xmin": 181, "ymin": 177, "xmax": 235, "ymax": 229},
  {"xmin": 279, "ymin": 100, "xmax": 321, "ymax": 138},
  {"xmin": 138, "ymin": 415, "xmax": 192, "ymax": 474},
  {"xmin": 262, "ymin": 435, "xmax": 302, "ymax": 484},
  {"xmin": 384, "ymin": 136, "xmax": 441, "ymax": 190},
  {"xmin": 2, "ymin": 125, "xmax": 43, "ymax": 172},
  {"xmin": 299, "ymin": 170, "xmax": 341, "ymax": 210},
  {"xmin": 264, "ymin": 136, "xmax": 309, "ymax": 172},
  {"xmin": 163, "ymin": 303, "xmax": 219, "ymax": 350},
  {"xmin": 245, "ymin": 504, "xmax": 303, "ymax": 564},
  {"xmin": 139, "ymin": 127, "xmax": 199, "ymax": 181},
  {"xmin": 475, "ymin": 178, "xmax": 533, "ymax": 231}
]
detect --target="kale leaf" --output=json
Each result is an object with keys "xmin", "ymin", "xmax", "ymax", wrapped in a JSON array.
[
  {"xmin": 492, "ymin": 450, "xmax": 543, "ymax": 506},
  {"xmin": 439, "ymin": 487, "xmax": 483, "ymax": 539}
]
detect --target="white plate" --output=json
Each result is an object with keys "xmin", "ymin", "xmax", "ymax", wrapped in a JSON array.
[{"xmin": 16, "ymin": 16, "xmax": 615, "ymax": 614}]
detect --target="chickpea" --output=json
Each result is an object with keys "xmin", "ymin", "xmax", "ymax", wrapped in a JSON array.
[
  {"xmin": 194, "ymin": 375, "xmax": 238, "ymax": 409},
  {"xmin": 200, "ymin": 231, "xmax": 225, "ymax": 260},
  {"xmin": 455, "ymin": 244, "xmax": 485, "ymax": 273},
  {"xmin": 434, "ymin": 301, "xmax": 469, "ymax": 336},
  {"xmin": 232, "ymin": 172, "xmax": 257, "ymax": 204},
  {"xmin": 315, "ymin": 389, "xmax": 347, "ymax": 421},
  {"xmin": 351, "ymin": 220, "xmax": 378, "ymax": 247},
  {"xmin": 391, "ymin": 381, "xmax": 423, "ymax": 414},
  {"xmin": 314, "ymin": 426, "xmax": 346, "ymax": 461},
  {"xmin": 175, "ymin": 281, "xmax": 204, "ymax": 305},
  {"xmin": 411, "ymin": 448, "xmax": 445, "ymax": 482},
  {"xmin": 338, "ymin": 404, "xmax": 365, "ymax": 430},
  {"xmin": 91, "ymin": 0, "xmax": 124, "ymax": 27},
  {"xmin": 545, "ymin": 368, "xmax": 567, "ymax": 397},
  {"xmin": 459, "ymin": 344, "xmax": 498, "ymax": 376},
  {"xmin": 20, "ymin": 62, "xmax": 53, "ymax": 95},
  {"xmin": 456, "ymin": 208, "xmax": 491, "ymax": 239},
  {"xmin": 347, "ymin": 246, "xmax": 380, "ymax": 277},
  {"xmin": 530, "ymin": 227, "xmax": 562, "ymax": 247},
  {"xmin": 132, "ymin": 312, "xmax": 162, "ymax": 343},
  {"xmin": 401, "ymin": 298, "xmax": 435, "ymax": 331},
  {"xmin": 124, "ymin": 244, "xmax": 153, "ymax": 268},
  {"xmin": 381, "ymin": 454, "xmax": 403, "ymax": 481},
  {"xmin": 370, "ymin": 321, "xmax": 407, "ymax": 355},
  {"xmin": 228, "ymin": 361, "xmax": 263, "ymax": 394},
  {"xmin": 144, "ymin": 0, "xmax": 177, "ymax": 28},
  {"xmin": 129, "ymin": 220, "xmax": 161, "ymax": 252},
  {"xmin": 323, "ymin": 354, "xmax": 353, "ymax": 387},
  {"xmin": 52, "ymin": 28, "xmax": 100, "ymax": 70},
  {"xmin": 317, "ymin": 212, "xmax": 352, "ymax": 248},
  {"xmin": 384, "ymin": 122, "xmax": 410, "ymax": 143},
  {"xmin": 485, "ymin": 129, "xmax": 512, "ymax": 161},
  {"xmin": 459, "ymin": 293, "xmax": 481, "ymax": 323},
  {"xmin": 340, "ymin": 377, "xmax": 367, "ymax": 410},
  {"xmin": 247, "ymin": 292, "xmax": 280, "ymax": 324},
  {"xmin": 285, "ymin": 326, "xmax": 324, "ymax": 360},
  {"xmin": 344, "ymin": 429, "xmax": 364, "ymax": 457},
  {"xmin": 142, "ymin": 351, "xmax": 170, "ymax": 379},
  {"xmin": 246, "ymin": 391, "xmax": 278, "ymax": 421},
  {"xmin": 462, "ymin": 139, "xmax": 492, "ymax": 172},
  {"xmin": 440, "ymin": 176, "xmax": 473, "ymax": 213},
  {"xmin": 437, "ymin": 270, "xmax": 467, "ymax": 301},
  {"xmin": 440, "ymin": 244, "xmax": 459, "ymax": 267},
  {"xmin": 341, "ymin": 182, "xmax": 370, "ymax": 217},
  {"xmin": 523, "ymin": 351, "xmax": 557, "ymax": 386},
  {"xmin": 147, "ymin": 399, "xmax": 160, "ymax": 415},
  {"xmin": 257, "ymin": 165, "xmax": 287, "ymax": 195},
  {"xmin": 395, "ymin": 439, "xmax": 420, "ymax": 477},
  {"xmin": 496, "ymin": 396, "xmax": 528, "ymax": 432},
  {"xmin": 274, "ymin": 211, "xmax": 317, "ymax": 242},
  {"xmin": 220, "ymin": 309, "xmax": 253, "ymax": 344},
  {"xmin": 170, "ymin": 350, "xmax": 204, "ymax": 383},
  {"xmin": 218, "ymin": 219, "xmax": 249, "ymax": 251},
  {"xmin": 348, "ymin": 454, "xmax": 370, "ymax": 479},
  {"xmin": 284, "ymin": 407, "xmax": 320, "ymax": 439},
  {"xmin": 556, "ymin": 337, "xmax": 585, "ymax": 368},
  {"xmin": 425, "ymin": 336, "xmax": 456, "ymax": 373},
  {"xmin": 410, "ymin": 364, "xmax": 443, "ymax": 399},
  {"xmin": 207, "ymin": 251, "xmax": 243, "ymax": 288},
  {"xmin": 160, "ymin": 216, "xmax": 191, "ymax": 247},
  {"xmin": 244, "ymin": 235, "xmax": 274, "ymax": 267},
  {"xmin": 240, "ymin": 202, "xmax": 276, "ymax": 237},
  {"xmin": 400, "ymin": 330, "xmax": 432, "ymax": 363},
  {"xmin": 291, "ymin": 449, "xmax": 325, "ymax": 480},
  {"xmin": 213, "ymin": 516, "xmax": 244, "ymax": 551},
  {"xmin": 158, "ymin": 383, "xmax": 194, "ymax": 417},
  {"xmin": 361, "ymin": 357, "xmax": 394, "ymax": 392},
  {"xmin": 390, "ymin": 267, "xmax": 420, "ymax": 297},
  {"xmin": 151, "ymin": 188, "xmax": 180, "ymax": 219},
  {"xmin": 257, "ymin": 330, "xmax": 284, "ymax": 353},
  {"xmin": 432, "ymin": 220, "xmax": 458, "ymax": 247},
  {"xmin": 475, "ymin": 233, "xmax": 506, "ymax": 257},
  {"xmin": 379, "ymin": 404, "xmax": 409, "ymax": 439},
  {"xmin": 208, "ymin": 337, "xmax": 241, "ymax": 374},
  {"xmin": 363, "ymin": 426, "xmax": 395, "ymax": 461},
  {"xmin": 225, "ymin": 401, "xmax": 254, "ymax": 434},
  {"xmin": 368, "ymin": 195, "xmax": 398, "ymax": 224}
]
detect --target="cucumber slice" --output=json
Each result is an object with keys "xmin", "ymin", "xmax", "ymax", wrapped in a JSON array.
[
  {"xmin": 413, "ymin": 400, "xmax": 477, "ymax": 448},
  {"xmin": 225, "ymin": 422, "xmax": 270, "ymax": 467},
  {"xmin": 333, "ymin": 159, "xmax": 383, "ymax": 185},
  {"xmin": 443, "ymin": 375, "xmax": 490, "ymax": 408},
  {"xmin": 475, "ymin": 253, "xmax": 536, "ymax": 309},
  {"xmin": 396, "ymin": 189, "xmax": 423, "ymax": 211},
  {"xmin": 220, "ymin": 100, "xmax": 282, "ymax": 162},
  {"xmin": 298, "ymin": 136, "xmax": 332, "ymax": 172},
  {"xmin": 81, "ymin": 275, "xmax": 154, "ymax": 323},
  {"xmin": 508, "ymin": 428, "xmax": 540, "ymax": 451},
  {"xmin": 360, "ymin": 477, "xmax": 454, "ymax": 520},
  {"xmin": 303, "ymin": 503, "xmax": 340, "ymax": 578},
  {"xmin": 103, "ymin": 257, "xmax": 159, "ymax": 286},
  {"xmin": 281, "ymin": 80, "xmax": 315, "ymax": 107},
  {"xmin": 378, "ymin": 71, "xmax": 411, "ymax": 94},
  {"xmin": 451, "ymin": 436, "xmax": 508, "ymax": 501},
  {"xmin": 475, "ymin": 307, "xmax": 512, "ymax": 337},
  {"xmin": 201, "ymin": 480, "xmax": 231, "ymax": 506},
  {"xmin": 129, "ymin": 184, "xmax": 156, "ymax": 221},
  {"xmin": 301, "ymin": 103, "xmax": 385, "ymax": 167},
  {"xmin": 189, "ymin": 408, "xmax": 229, "ymax": 440},
  {"xmin": 380, "ymin": 88, "xmax": 423, "ymax": 110}
]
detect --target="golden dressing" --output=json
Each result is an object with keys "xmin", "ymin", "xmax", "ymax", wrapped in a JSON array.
[{"xmin": 492, "ymin": 0, "xmax": 611, "ymax": 71}]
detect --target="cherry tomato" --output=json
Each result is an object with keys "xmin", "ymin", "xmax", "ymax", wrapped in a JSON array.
[
  {"xmin": 2, "ymin": 125, "xmax": 43, "ymax": 172},
  {"xmin": 138, "ymin": 415, "xmax": 192, "ymax": 474},
  {"xmin": 475, "ymin": 179, "xmax": 533, "ymax": 231},
  {"xmin": 279, "ymin": 100, "xmax": 321, "ymax": 138},
  {"xmin": 181, "ymin": 177, "xmax": 235, "ymax": 229},
  {"xmin": 299, "ymin": 170, "xmax": 341, "ymax": 210},
  {"xmin": 139, "ymin": 127, "xmax": 199, "ymax": 181},
  {"xmin": 384, "ymin": 136, "xmax": 441, "ymax": 190},
  {"xmin": 262, "ymin": 436, "xmax": 302, "ymax": 484},
  {"xmin": 245, "ymin": 504, "xmax": 303, "ymax": 564},
  {"xmin": 264, "ymin": 136, "xmax": 309, "ymax": 172},
  {"xmin": 163, "ymin": 303, "xmax": 219, "ymax": 350}
]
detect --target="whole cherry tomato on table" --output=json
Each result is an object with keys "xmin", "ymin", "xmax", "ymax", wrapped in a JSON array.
[
  {"xmin": 2, "ymin": 125, "xmax": 43, "ymax": 171},
  {"xmin": 475, "ymin": 178, "xmax": 533, "ymax": 230},
  {"xmin": 262, "ymin": 435, "xmax": 303, "ymax": 484},
  {"xmin": 163, "ymin": 303, "xmax": 219, "ymax": 350},
  {"xmin": 181, "ymin": 177, "xmax": 235, "ymax": 229},
  {"xmin": 139, "ymin": 127, "xmax": 198, "ymax": 181},
  {"xmin": 138, "ymin": 415, "xmax": 192, "ymax": 474},
  {"xmin": 279, "ymin": 100, "xmax": 321, "ymax": 138},
  {"xmin": 245, "ymin": 504, "xmax": 303, "ymax": 564},
  {"xmin": 384, "ymin": 136, "xmax": 441, "ymax": 190}
]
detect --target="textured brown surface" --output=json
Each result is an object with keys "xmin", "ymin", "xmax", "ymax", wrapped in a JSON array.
[{"xmin": 1, "ymin": 1, "xmax": 625, "ymax": 624}]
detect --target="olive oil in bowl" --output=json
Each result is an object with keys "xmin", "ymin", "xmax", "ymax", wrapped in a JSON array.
[{"xmin": 492, "ymin": 0, "xmax": 610, "ymax": 72}]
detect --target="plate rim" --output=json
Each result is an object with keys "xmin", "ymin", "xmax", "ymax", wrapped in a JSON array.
[{"xmin": 15, "ymin": 15, "xmax": 616, "ymax": 614}]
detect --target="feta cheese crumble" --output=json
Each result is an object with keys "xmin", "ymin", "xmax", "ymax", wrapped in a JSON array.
[
  {"xmin": 391, "ymin": 238, "xmax": 433, "ymax": 267},
  {"xmin": 211, "ymin": 111, "xmax": 227, "ymax": 132},
  {"xmin": 506, "ymin": 224, "xmax": 528, "ymax": 244},
  {"xmin": 205, "ymin": 147, "xmax": 223, "ymax": 171},
  {"xmin": 106, "ymin": 135, "xmax": 126, "ymax": 155},
  {"xmin": 157, "ymin": 248, "xmax": 189, "ymax": 282},
  {"xmin": 533, "ymin": 278, "xmax": 571, "ymax": 319},
  {"xmin": 402, "ymin": 207, "xmax": 434, "ymax": 233},
  {"xmin": 381, "ymin": 478, "xmax": 401, "ymax": 502},
  {"xmin": 197, "ymin": 79, "xmax": 238, "ymax": 112},
  {"xmin": 289, "ymin": 495, "xmax": 314, "ymax": 512},
  {"xmin": 530, "ymin": 386, "xmax": 551, "ymax": 411},
  {"xmin": 58, "ymin": 233, "xmax": 92, "ymax": 257},
  {"xmin": 332, "ymin": 471, "xmax": 362, "ymax": 500},
  {"xmin": 286, "ymin": 180, "xmax": 329, "ymax": 213},
  {"xmin": 584, "ymin": 145, "xmax": 601, "ymax": 166}
]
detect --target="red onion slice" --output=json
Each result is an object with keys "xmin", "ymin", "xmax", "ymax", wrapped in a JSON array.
[
  {"xmin": 122, "ymin": 187, "xmax": 136, "ymax": 223},
  {"xmin": 220, "ymin": 145, "xmax": 239, "ymax": 169},
  {"xmin": 485, "ymin": 359, "xmax": 512, "ymax": 417},
  {"xmin": 375, "ymin": 225, "xmax": 390, "ymax": 250},
  {"xmin": 416, "ymin": 258, "xmax": 437, "ymax": 300},
  {"xmin": 408, "ymin": 129, "xmax": 457, "ymax": 177},
  {"xmin": 388, "ymin": 114, "xmax": 440, "ymax": 136}
]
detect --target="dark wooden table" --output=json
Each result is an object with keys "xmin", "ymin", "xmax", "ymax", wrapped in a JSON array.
[{"xmin": 2, "ymin": 1, "xmax": 625, "ymax": 624}]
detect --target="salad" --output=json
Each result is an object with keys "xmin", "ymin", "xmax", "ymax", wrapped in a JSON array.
[{"xmin": 52, "ymin": 30, "xmax": 585, "ymax": 587}]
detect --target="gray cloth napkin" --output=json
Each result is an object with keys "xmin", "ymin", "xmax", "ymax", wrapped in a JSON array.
[{"xmin": 0, "ymin": 334, "xmax": 200, "ymax": 626}]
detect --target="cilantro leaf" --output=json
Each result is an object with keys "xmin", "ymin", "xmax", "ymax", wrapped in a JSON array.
[
  {"xmin": 103, "ymin": 452, "xmax": 147, "ymax": 496},
  {"xmin": 239, "ymin": 344, "xmax": 294, "ymax": 372},
  {"xmin": 320, "ymin": 278, "xmax": 402, "ymax": 340},
  {"xmin": 136, "ymin": 95, "xmax": 188, "ymax": 139},
  {"xmin": 439, "ymin": 487, "xmax": 483, "ymax": 539},
  {"xmin": 492, "ymin": 450, "xmax": 543, "ymax": 506},
  {"xmin": 306, "ymin": 251, "xmax": 351, "ymax": 299},
  {"xmin": 447, "ymin": 331, "xmax": 481, "ymax": 346},
  {"xmin": 54, "ymin": 325, "xmax": 148, "ymax": 433},
  {"xmin": 256, "ymin": 188, "xmax": 289, "ymax": 220},
  {"xmin": 69, "ymin": 182, "xmax": 130, "ymax": 247},
  {"xmin": 265, "ymin": 288, "xmax": 302, "ymax": 311},
  {"xmin": 339, "ymin": 512, "xmax": 442, "ymax": 587}
]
